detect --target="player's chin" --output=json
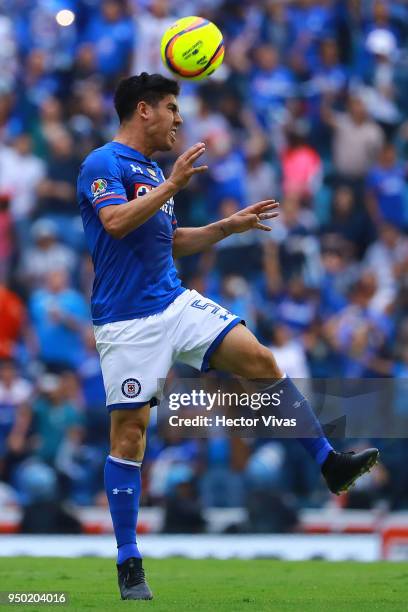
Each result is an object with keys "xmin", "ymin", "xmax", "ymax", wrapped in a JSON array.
[{"xmin": 161, "ymin": 135, "xmax": 176, "ymax": 151}]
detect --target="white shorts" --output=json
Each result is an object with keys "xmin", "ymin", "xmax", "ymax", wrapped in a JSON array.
[{"xmin": 93, "ymin": 289, "xmax": 243, "ymax": 412}]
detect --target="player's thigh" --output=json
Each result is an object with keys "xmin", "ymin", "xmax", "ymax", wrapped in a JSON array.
[{"xmin": 209, "ymin": 323, "xmax": 282, "ymax": 379}]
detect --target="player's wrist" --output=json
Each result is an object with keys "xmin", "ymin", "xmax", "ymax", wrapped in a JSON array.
[
  {"xmin": 165, "ymin": 177, "xmax": 182, "ymax": 193},
  {"xmin": 220, "ymin": 218, "xmax": 233, "ymax": 238}
]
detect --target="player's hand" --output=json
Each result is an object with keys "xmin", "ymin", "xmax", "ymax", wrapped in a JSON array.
[
  {"xmin": 167, "ymin": 142, "xmax": 208, "ymax": 190},
  {"xmin": 224, "ymin": 199, "xmax": 280, "ymax": 235}
]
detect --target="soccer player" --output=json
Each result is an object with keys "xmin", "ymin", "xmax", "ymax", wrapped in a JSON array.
[{"xmin": 77, "ymin": 73, "xmax": 379, "ymax": 601}]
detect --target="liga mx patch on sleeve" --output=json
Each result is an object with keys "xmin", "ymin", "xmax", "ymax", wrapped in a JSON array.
[
  {"xmin": 91, "ymin": 178, "xmax": 108, "ymax": 198},
  {"xmin": 90, "ymin": 178, "xmax": 127, "ymax": 207}
]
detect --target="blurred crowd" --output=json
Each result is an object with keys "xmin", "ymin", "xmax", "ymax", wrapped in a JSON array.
[{"xmin": 1, "ymin": 0, "xmax": 408, "ymax": 532}]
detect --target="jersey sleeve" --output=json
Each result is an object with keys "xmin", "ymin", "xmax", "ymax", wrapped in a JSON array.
[{"xmin": 80, "ymin": 150, "xmax": 128, "ymax": 213}]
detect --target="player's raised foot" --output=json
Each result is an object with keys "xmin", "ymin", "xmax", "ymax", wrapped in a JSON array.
[
  {"xmin": 321, "ymin": 448, "xmax": 379, "ymax": 495},
  {"xmin": 117, "ymin": 557, "xmax": 153, "ymax": 600}
]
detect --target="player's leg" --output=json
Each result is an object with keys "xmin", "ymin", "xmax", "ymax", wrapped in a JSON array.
[
  {"xmin": 209, "ymin": 323, "xmax": 379, "ymax": 494},
  {"xmin": 107, "ymin": 406, "xmax": 150, "ymax": 563},
  {"xmin": 110, "ymin": 405, "xmax": 150, "ymax": 462},
  {"xmin": 171, "ymin": 291, "xmax": 331, "ymax": 461},
  {"xmin": 209, "ymin": 323, "xmax": 334, "ymax": 465},
  {"xmin": 94, "ymin": 315, "xmax": 171, "ymax": 600},
  {"xmin": 171, "ymin": 291, "xmax": 331, "ymax": 460},
  {"xmin": 105, "ymin": 406, "xmax": 153, "ymax": 600}
]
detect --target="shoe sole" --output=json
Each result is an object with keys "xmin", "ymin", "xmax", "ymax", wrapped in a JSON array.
[
  {"xmin": 121, "ymin": 596, "xmax": 153, "ymax": 600},
  {"xmin": 120, "ymin": 586, "xmax": 153, "ymax": 601},
  {"xmin": 120, "ymin": 590, "xmax": 153, "ymax": 601},
  {"xmin": 119, "ymin": 581, "xmax": 153, "ymax": 600},
  {"xmin": 335, "ymin": 450, "xmax": 380, "ymax": 495}
]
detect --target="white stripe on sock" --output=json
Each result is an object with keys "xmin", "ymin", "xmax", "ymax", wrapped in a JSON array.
[{"xmin": 109, "ymin": 455, "xmax": 142, "ymax": 467}]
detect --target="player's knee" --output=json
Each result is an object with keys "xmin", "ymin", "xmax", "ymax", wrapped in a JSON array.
[
  {"xmin": 111, "ymin": 416, "xmax": 146, "ymax": 460},
  {"xmin": 238, "ymin": 344, "xmax": 282, "ymax": 379}
]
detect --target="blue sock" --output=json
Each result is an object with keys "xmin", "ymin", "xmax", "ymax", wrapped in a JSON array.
[
  {"xmin": 267, "ymin": 375, "xmax": 333, "ymax": 466},
  {"xmin": 104, "ymin": 455, "xmax": 142, "ymax": 565}
]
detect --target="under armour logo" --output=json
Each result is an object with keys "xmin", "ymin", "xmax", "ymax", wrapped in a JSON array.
[
  {"xmin": 112, "ymin": 487, "xmax": 134, "ymax": 495},
  {"xmin": 219, "ymin": 313, "xmax": 230, "ymax": 321},
  {"xmin": 130, "ymin": 164, "xmax": 143, "ymax": 174}
]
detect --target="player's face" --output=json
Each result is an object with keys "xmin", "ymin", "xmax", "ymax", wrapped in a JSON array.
[{"xmin": 149, "ymin": 95, "xmax": 183, "ymax": 151}]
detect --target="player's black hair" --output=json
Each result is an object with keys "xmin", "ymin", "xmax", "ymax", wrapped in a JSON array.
[{"xmin": 114, "ymin": 73, "xmax": 180, "ymax": 123}]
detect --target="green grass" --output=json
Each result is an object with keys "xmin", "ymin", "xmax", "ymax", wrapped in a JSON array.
[{"xmin": 0, "ymin": 558, "xmax": 407, "ymax": 611}]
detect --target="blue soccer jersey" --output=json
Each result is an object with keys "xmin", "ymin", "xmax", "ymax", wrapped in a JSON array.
[{"xmin": 77, "ymin": 142, "xmax": 185, "ymax": 324}]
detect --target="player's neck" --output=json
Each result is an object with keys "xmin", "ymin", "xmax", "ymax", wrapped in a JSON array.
[{"xmin": 113, "ymin": 129, "xmax": 155, "ymax": 159}]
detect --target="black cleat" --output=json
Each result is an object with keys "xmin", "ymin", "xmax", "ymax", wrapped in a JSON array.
[
  {"xmin": 322, "ymin": 448, "xmax": 379, "ymax": 495},
  {"xmin": 117, "ymin": 557, "xmax": 153, "ymax": 600}
]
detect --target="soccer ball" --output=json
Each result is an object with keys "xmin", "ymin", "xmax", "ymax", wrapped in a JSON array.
[{"xmin": 161, "ymin": 16, "xmax": 224, "ymax": 81}]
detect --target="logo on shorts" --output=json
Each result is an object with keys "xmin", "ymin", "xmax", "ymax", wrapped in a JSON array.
[
  {"xmin": 91, "ymin": 178, "xmax": 107, "ymax": 197},
  {"xmin": 121, "ymin": 378, "xmax": 141, "ymax": 398}
]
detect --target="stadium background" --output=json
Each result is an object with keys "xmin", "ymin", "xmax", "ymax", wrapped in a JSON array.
[{"xmin": 1, "ymin": 0, "xmax": 408, "ymax": 558}]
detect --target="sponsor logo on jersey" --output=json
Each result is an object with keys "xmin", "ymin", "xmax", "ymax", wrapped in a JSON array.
[
  {"xmin": 160, "ymin": 201, "xmax": 173, "ymax": 215},
  {"xmin": 121, "ymin": 378, "xmax": 141, "ymax": 399},
  {"xmin": 134, "ymin": 183, "xmax": 174, "ymax": 217},
  {"xmin": 130, "ymin": 164, "xmax": 143, "ymax": 174},
  {"xmin": 161, "ymin": 196, "xmax": 174, "ymax": 216},
  {"xmin": 134, "ymin": 183, "xmax": 153, "ymax": 198},
  {"xmin": 91, "ymin": 178, "xmax": 108, "ymax": 197}
]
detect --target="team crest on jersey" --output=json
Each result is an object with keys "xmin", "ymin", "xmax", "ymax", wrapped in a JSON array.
[
  {"xmin": 91, "ymin": 178, "xmax": 107, "ymax": 197},
  {"xmin": 146, "ymin": 167, "xmax": 160, "ymax": 182},
  {"xmin": 134, "ymin": 183, "xmax": 153, "ymax": 198},
  {"xmin": 121, "ymin": 378, "xmax": 141, "ymax": 398}
]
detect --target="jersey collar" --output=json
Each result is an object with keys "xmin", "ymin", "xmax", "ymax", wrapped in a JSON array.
[{"xmin": 110, "ymin": 141, "xmax": 156, "ymax": 165}]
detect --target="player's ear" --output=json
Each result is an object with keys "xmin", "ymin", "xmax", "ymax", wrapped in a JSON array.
[{"xmin": 137, "ymin": 101, "xmax": 151, "ymax": 120}]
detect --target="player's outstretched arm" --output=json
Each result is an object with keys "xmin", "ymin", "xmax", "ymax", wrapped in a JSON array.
[
  {"xmin": 172, "ymin": 199, "xmax": 279, "ymax": 258},
  {"xmin": 99, "ymin": 143, "xmax": 207, "ymax": 239}
]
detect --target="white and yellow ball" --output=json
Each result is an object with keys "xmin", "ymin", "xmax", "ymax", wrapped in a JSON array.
[{"xmin": 161, "ymin": 16, "xmax": 224, "ymax": 81}]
